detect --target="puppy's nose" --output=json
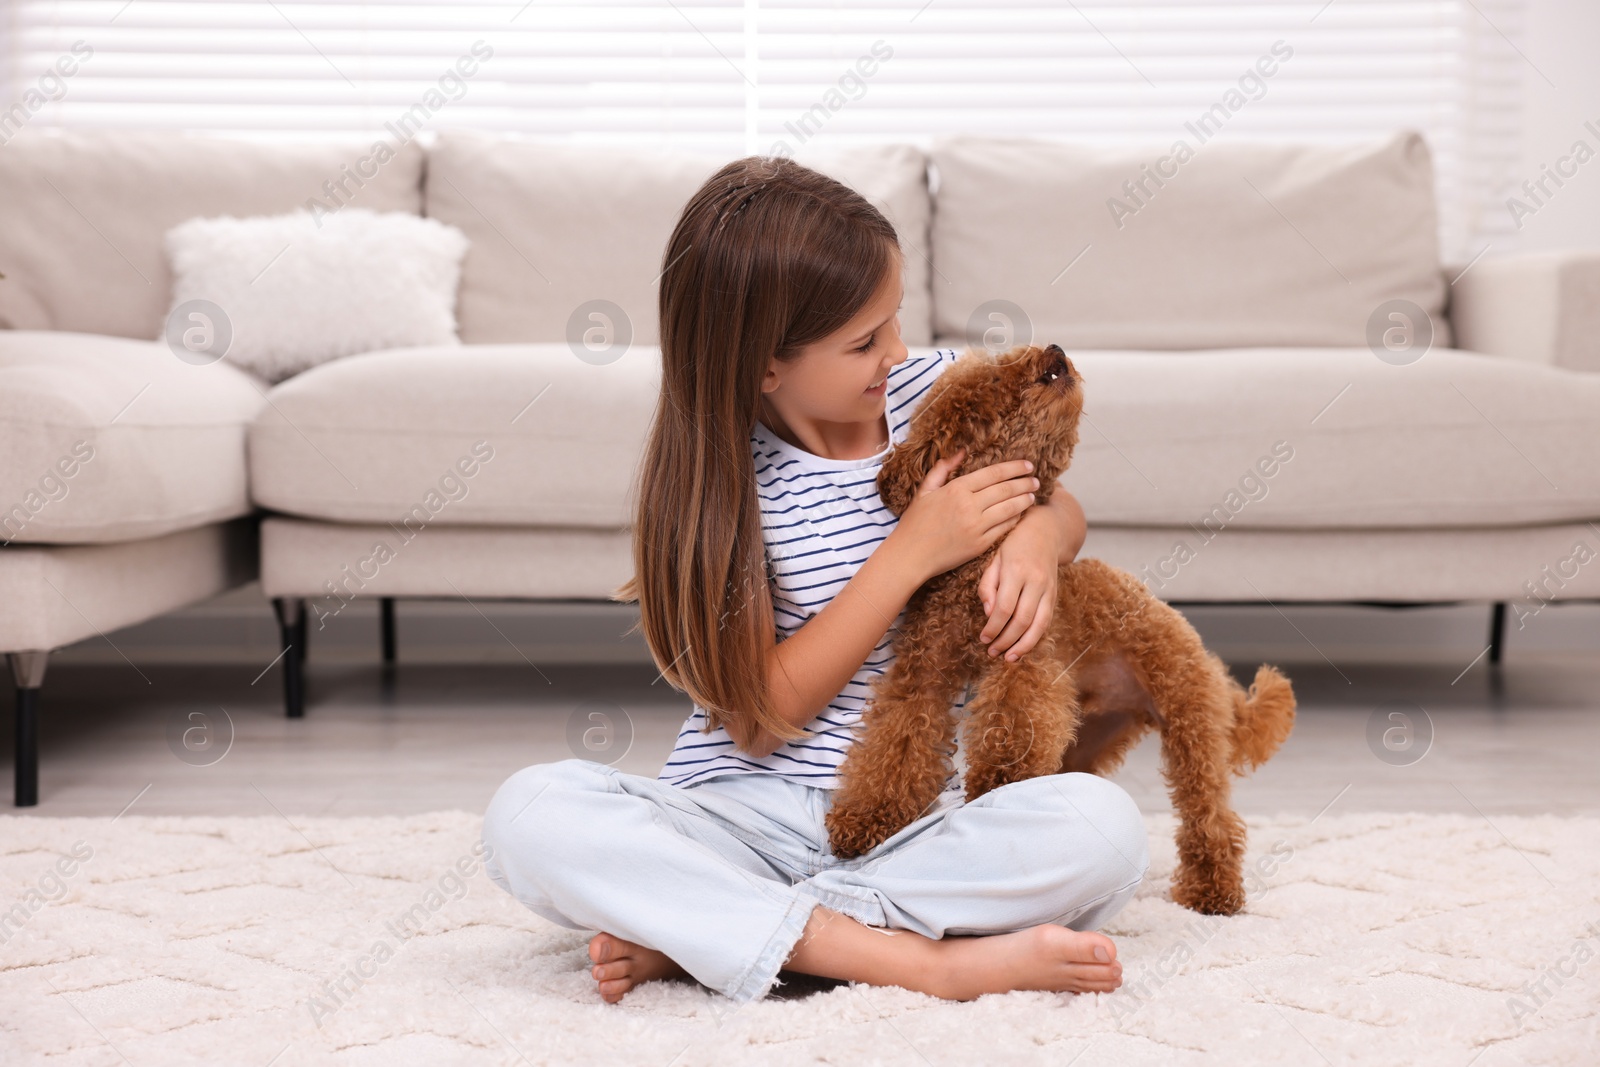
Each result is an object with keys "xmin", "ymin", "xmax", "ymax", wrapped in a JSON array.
[{"xmin": 1045, "ymin": 343, "xmax": 1064, "ymax": 358}]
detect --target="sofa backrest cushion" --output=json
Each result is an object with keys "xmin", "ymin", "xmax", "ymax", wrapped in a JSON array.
[
  {"xmin": 929, "ymin": 131, "xmax": 1449, "ymax": 350},
  {"xmin": 0, "ymin": 131, "xmax": 424, "ymax": 340},
  {"xmin": 424, "ymin": 134, "xmax": 933, "ymax": 346}
]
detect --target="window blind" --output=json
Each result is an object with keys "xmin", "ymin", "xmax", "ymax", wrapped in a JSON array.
[{"xmin": 4, "ymin": 0, "xmax": 1525, "ymax": 259}]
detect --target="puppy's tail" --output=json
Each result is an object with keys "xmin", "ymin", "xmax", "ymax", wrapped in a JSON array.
[{"xmin": 1229, "ymin": 665, "xmax": 1296, "ymax": 774}]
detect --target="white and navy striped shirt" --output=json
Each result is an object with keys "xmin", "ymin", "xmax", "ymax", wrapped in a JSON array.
[{"xmin": 659, "ymin": 347, "xmax": 971, "ymax": 789}]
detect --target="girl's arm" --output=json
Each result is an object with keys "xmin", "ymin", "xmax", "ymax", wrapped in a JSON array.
[
  {"xmin": 732, "ymin": 536, "xmax": 927, "ymax": 759},
  {"xmin": 1052, "ymin": 489, "xmax": 1087, "ymax": 563}
]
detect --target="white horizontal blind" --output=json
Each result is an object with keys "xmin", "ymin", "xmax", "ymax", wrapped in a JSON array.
[
  {"xmin": 3, "ymin": 1, "xmax": 754, "ymax": 152},
  {"xmin": 750, "ymin": 0, "xmax": 1526, "ymax": 261},
  {"xmin": 4, "ymin": 0, "xmax": 1523, "ymax": 259}
]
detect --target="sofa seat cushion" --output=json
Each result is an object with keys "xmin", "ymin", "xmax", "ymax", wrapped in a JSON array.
[
  {"xmin": 0, "ymin": 332, "xmax": 267, "ymax": 544},
  {"xmin": 252, "ymin": 343, "xmax": 1600, "ymax": 532},
  {"xmin": 248, "ymin": 344, "xmax": 659, "ymax": 527},
  {"xmin": 1055, "ymin": 346, "xmax": 1600, "ymax": 528}
]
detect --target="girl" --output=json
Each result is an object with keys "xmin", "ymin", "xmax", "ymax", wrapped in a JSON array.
[{"xmin": 483, "ymin": 156, "xmax": 1150, "ymax": 1006}]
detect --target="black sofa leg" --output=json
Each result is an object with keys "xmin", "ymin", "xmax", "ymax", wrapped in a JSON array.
[
  {"xmin": 273, "ymin": 598, "xmax": 307, "ymax": 719},
  {"xmin": 1488, "ymin": 601, "xmax": 1507, "ymax": 665},
  {"xmin": 15, "ymin": 689, "xmax": 38, "ymax": 807},
  {"xmin": 380, "ymin": 597, "xmax": 397, "ymax": 665},
  {"xmin": 10, "ymin": 651, "xmax": 48, "ymax": 807}
]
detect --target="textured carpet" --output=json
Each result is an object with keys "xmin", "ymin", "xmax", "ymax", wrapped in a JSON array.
[{"xmin": 2, "ymin": 808, "xmax": 1596, "ymax": 1066}]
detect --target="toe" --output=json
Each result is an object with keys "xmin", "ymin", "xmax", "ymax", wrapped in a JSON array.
[
  {"xmin": 1040, "ymin": 925, "xmax": 1118, "ymax": 966},
  {"xmin": 597, "ymin": 976, "xmax": 632, "ymax": 1000}
]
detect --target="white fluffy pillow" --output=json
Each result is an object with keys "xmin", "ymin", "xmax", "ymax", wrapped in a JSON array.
[{"xmin": 164, "ymin": 209, "xmax": 470, "ymax": 383}]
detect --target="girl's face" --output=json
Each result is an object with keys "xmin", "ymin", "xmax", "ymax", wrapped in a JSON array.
[{"xmin": 760, "ymin": 254, "xmax": 908, "ymax": 431}]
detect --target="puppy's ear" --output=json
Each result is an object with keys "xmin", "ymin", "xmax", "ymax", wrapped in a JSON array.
[
  {"xmin": 878, "ymin": 426, "xmax": 968, "ymax": 517},
  {"xmin": 878, "ymin": 436, "xmax": 936, "ymax": 517}
]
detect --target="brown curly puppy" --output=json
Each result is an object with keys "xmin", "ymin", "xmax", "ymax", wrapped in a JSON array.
[{"xmin": 824, "ymin": 343, "xmax": 1297, "ymax": 915}]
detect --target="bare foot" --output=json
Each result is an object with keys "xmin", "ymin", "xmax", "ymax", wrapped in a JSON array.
[
  {"xmin": 587, "ymin": 932, "xmax": 689, "ymax": 1003},
  {"xmin": 927, "ymin": 924, "xmax": 1123, "ymax": 1000}
]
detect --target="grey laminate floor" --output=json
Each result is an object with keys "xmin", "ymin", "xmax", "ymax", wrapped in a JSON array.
[{"xmin": 7, "ymin": 647, "xmax": 1597, "ymax": 820}]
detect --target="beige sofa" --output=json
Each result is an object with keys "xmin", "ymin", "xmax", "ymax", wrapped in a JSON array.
[
  {"xmin": 0, "ymin": 133, "xmax": 425, "ymax": 804},
  {"xmin": 3, "ymin": 129, "xmax": 1599, "ymax": 805}
]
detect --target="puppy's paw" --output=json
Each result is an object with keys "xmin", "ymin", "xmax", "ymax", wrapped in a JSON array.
[
  {"xmin": 964, "ymin": 766, "xmax": 1025, "ymax": 804},
  {"xmin": 1171, "ymin": 867, "xmax": 1247, "ymax": 915},
  {"xmin": 963, "ymin": 776, "xmax": 998, "ymax": 804},
  {"xmin": 825, "ymin": 803, "xmax": 894, "ymax": 860}
]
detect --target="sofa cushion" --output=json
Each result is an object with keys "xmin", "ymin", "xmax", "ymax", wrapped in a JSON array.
[
  {"xmin": 0, "ymin": 131, "xmax": 424, "ymax": 341},
  {"xmin": 165, "ymin": 208, "xmax": 470, "ymax": 383},
  {"xmin": 1065, "ymin": 347, "xmax": 1600, "ymax": 529},
  {"xmin": 248, "ymin": 344, "xmax": 658, "ymax": 527},
  {"xmin": 0, "ymin": 332, "xmax": 267, "ymax": 544},
  {"xmin": 424, "ymin": 134, "xmax": 934, "ymax": 346},
  {"xmin": 249, "ymin": 344, "xmax": 1600, "ymax": 532},
  {"xmin": 930, "ymin": 131, "xmax": 1448, "ymax": 351}
]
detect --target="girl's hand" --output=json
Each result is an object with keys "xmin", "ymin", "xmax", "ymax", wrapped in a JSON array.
[
  {"xmin": 888, "ymin": 447, "xmax": 1039, "ymax": 583},
  {"xmin": 977, "ymin": 505, "xmax": 1062, "ymax": 661}
]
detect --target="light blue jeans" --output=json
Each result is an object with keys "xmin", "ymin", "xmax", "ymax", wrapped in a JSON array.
[{"xmin": 481, "ymin": 758, "xmax": 1150, "ymax": 1004}]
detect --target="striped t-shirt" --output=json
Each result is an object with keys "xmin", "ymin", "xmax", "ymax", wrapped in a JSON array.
[{"xmin": 658, "ymin": 347, "xmax": 971, "ymax": 789}]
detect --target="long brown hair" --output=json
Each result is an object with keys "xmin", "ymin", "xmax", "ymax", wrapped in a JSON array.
[{"xmin": 611, "ymin": 155, "xmax": 903, "ymax": 745}]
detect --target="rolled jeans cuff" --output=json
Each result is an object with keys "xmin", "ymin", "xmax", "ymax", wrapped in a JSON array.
[
  {"xmin": 725, "ymin": 891, "xmax": 823, "ymax": 1004},
  {"xmin": 793, "ymin": 882, "xmax": 888, "ymax": 930}
]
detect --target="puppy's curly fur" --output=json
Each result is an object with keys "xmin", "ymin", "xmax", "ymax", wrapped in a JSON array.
[{"xmin": 824, "ymin": 344, "xmax": 1297, "ymax": 915}]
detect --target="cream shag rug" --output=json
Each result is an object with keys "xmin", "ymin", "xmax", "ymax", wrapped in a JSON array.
[{"xmin": 2, "ymin": 810, "xmax": 1596, "ymax": 1067}]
